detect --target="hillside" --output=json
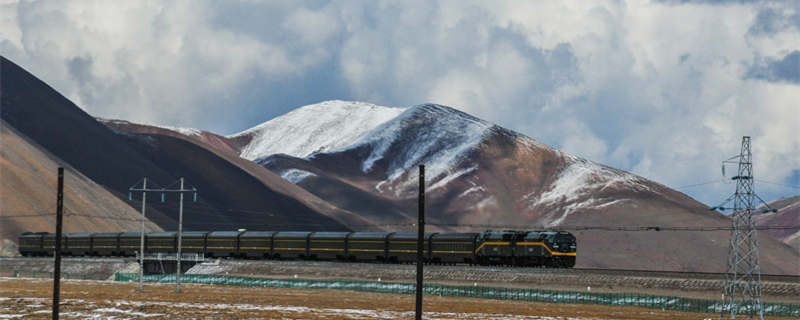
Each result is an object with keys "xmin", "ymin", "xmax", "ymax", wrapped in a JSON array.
[
  {"xmin": 248, "ymin": 102, "xmax": 800, "ymax": 274},
  {"xmin": 0, "ymin": 56, "xmax": 350, "ymax": 234},
  {"xmin": 98, "ymin": 119, "xmax": 377, "ymax": 230},
  {"xmin": 758, "ymin": 195, "xmax": 800, "ymax": 252},
  {"xmin": 0, "ymin": 121, "xmax": 162, "ymax": 256}
]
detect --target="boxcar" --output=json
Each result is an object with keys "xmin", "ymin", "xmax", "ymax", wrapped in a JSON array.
[
  {"xmin": 118, "ymin": 232, "xmax": 142, "ymax": 256},
  {"xmin": 431, "ymin": 232, "xmax": 478, "ymax": 264},
  {"xmin": 347, "ymin": 232, "xmax": 392, "ymax": 262},
  {"xmin": 145, "ymin": 232, "xmax": 177, "ymax": 254},
  {"xmin": 65, "ymin": 232, "xmax": 92, "ymax": 256},
  {"xmin": 180, "ymin": 231, "xmax": 209, "ymax": 255},
  {"xmin": 308, "ymin": 232, "xmax": 350, "ymax": 260},
  {"xmin": 273, "ymin": 232, "xmax": 311, "ymax": 259},
  {"xmin": 387, "ymin": 232, "xmax": 433, "ymax": 263},
  {"xmin": 91, "ymin": 232, "xmax": 121, "ymax": 256},
  {"xmin": 475, "ymin": 231, "xmax": 515, "ymax": 264},
  {"xmin": 42, "ymin": 234, "xmax": 66, "ymax": 254},
  {"xmin": 18, "ymin": 232, "xmax": 46, "ymax": 256},
  {"xmin": 239, "ymin": 231, "xmax": 274, "ymax": 258},
  {"xmin": 206, "ymin": 231, "xmax": 241, "ymax": 258}
]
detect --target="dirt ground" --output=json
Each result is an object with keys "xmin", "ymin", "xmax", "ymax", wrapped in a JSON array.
[{"xmin": 2, "ymin": 277, "xmax": 790, "ymax": 320}]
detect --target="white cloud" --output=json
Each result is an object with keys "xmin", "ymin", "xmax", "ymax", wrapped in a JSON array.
[{"xmin": 1, "ymin": 0, "xmax": 798, "ymax": 205}]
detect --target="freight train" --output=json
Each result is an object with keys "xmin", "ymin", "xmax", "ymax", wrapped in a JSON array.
[{"xmin": 18, "ymin": 230, "xmax": 577, "ymax": 268}]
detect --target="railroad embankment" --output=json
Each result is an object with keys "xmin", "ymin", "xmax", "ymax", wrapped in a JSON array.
[{"xmin": 3, "ymin": 257, "xmax": 799, "ymax": 303}]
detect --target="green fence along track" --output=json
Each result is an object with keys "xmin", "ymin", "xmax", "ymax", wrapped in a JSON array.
[{"xmin": 113, "ymin": 273, "xmax": 800, "ymax": 317}]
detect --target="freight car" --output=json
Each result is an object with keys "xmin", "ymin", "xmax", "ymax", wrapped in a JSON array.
[{"xmin": 18, "ymin": 230, "xmax": 576, "ymax": 268}]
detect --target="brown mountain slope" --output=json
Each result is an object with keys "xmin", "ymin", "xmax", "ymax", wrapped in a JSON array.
[
  {"xmin": 0, "ymin": 121, "xmax": 162, "ymax": 256},
  {"xmin": 97, "ymin": 119, "xmax": 377, "ymax": 230},
  {"xmin": 257, "ymin": 104, "xmax": 800, "ymax": 274},
  {"xmin": 0, "ymin": 56, "xmax": 351, "ymax": 233},
  {"xmin": 758, "ymin": 195, "xmax": 800, "ymax": 252}
]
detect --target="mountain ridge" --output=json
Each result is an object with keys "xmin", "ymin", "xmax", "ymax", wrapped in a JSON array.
[{"xmin": 244, "ymin": 100, "xmax": 799, "ymax": 274}]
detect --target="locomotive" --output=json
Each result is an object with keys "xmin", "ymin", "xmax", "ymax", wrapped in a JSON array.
[{"xmin": 18, "ymin": 230, "xmax": 577, "ymax": 268}]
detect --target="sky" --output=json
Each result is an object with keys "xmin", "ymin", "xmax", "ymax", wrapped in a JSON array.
[{"xmin": 1, "ymin": 0, "xmax": 798, "ymax": 207}]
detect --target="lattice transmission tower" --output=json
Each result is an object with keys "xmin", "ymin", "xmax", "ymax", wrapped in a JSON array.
[{"xmin": 714, "ymin": 136, "xmax": 774, "ymax": 319}]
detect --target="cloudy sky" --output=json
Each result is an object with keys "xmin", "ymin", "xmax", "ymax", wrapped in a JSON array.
[{"xmin": 1, "ymin": 0, "xmax": 798, "ymax": 206}]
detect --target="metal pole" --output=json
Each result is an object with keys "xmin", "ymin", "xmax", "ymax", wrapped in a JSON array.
[
  {"xmin": 175, "ymin": 177, "xmax": 184, "ymax": 293},
  {"xmin": 52, "ymin": 167, "xmax": 64, "ymax": 320},
  {"xmin": 415, "ymin": 165, "xmax": 425, "ymax": 320},
  {"xmin": 139, "ymin": 177, "xmax": 147, "ymax": 290}
]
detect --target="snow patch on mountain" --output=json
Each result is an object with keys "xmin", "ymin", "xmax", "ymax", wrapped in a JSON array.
[
  {"xmin": 532, "ymin": 157, "xmax": 650, "ymax": 209},
  {"xmin": 231, "ymin": 100, "xmax": 406, "ymax": 161},
  {"xmin": 470, "ymin": 196, "xmax": 497, "ymax": 210},
  {"xmin": 544, "ymin": 198, "xmax": 626, "ymax": 227},
  {"xmin": 344, "ymin": 104, "xmax": 492, "ymax": 184},
  {"xmin": 154, "ymin": 125, "xmax": 202, "ymax": 137},
  {"xmin": 97, "ymin": 118, "xmax": 203, "ymax": 137},
  {"xmin": 280, "ymin": 169, "xmax": 316, "ymax": 184},
  {"xmin": 458, "ymin": 186, "xmax": 485, "ymax": 198},
  {"xmin": 429, "ymin": 166, "xmax": 477, "ymax": 191}
]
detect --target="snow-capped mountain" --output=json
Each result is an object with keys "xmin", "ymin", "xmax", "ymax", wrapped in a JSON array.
[
  {"xmin": 230, "ymin": 100, "xmax": 406, "ymax": 161},
  {"xmin": 248, "ymin": 100, "xmax": 799, "ymax": 274}
]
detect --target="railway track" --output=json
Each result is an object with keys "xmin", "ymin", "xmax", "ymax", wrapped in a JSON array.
[
  {"xmin": 4, "ymin": 256, "xmax": 798, "ymax": 282},
  {"xmin": 571, "ymin": 268, "xmax": 800, "ymax": 283}
]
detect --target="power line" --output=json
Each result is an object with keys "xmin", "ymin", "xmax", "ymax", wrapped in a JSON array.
[
  {"xmin": 676, "ymin": 179, "xmax": 727, "ymax": 189},
  {"xmin": 3, "ymin": 212, "xmax": 798, "ymax": 232},
  {"xmin": 755, "ymin": 179, "xmax": 800, "ymax": 189}
]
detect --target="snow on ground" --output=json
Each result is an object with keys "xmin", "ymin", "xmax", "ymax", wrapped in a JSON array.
[
  {"xmin": 232, "ymin": 100, "xmax": 406, "ymax": 161},
  {"xmin": 0, "ymin": 295, "xmax": 604, "ymax": 319},
  {"xmin": 98, "ymin": 299, "xmax": 604, "ymax": 320},
  {"xmin": 186, "ymin": 259, "xmax": 233, "ymax": 274},
  {"xmin": 280, "ymin": 168, "xmax": 317, "ymax": 184}
]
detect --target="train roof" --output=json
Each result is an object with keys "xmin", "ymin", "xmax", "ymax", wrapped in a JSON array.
[
  {"xmin": 310, "ymin": 232, "xmax": 351, "ymax": 239},
  {"xmin": 388, "ymin": 232, "xmax": 434, "ymax": 240},
  {"xmin": 182, "ymin": 231, "xmax": 210, "ymax": 237},
  {"xmin": 274, "ymin": 231, "xmax": 312, "ymax": 239},
  {"xmin": 118, "ymin": 232, "xmax": 142, "ymax": 237},
  {"xmin": 92, "ymin": 232, "xmax": 122, "ymax": 238},
  {"xmin": 208, "ymin": 231, "xmax": 241, "ymax": 237},
  {"xmin": 433, "ymin": 232, "xmax": 478, "ymax": 240},
  {"xmin": 66, "ymin": 232, "xmax": 92, "ymax": 238},
  {"xmin": 147, "ymin": 232, "xmax": 177, "ymax": 237},
  {"xmin": 348, "ymin": 232, "xmax": 391, "ymax": 239},
  {"xmin": 20, "ymin": 233, "xmax": 47, "ymax": 238},
  {"xmin": 240, "ymin": 231, "xmax": 276, "ymax": 238}
]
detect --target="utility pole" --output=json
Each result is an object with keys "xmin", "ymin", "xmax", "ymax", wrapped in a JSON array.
[
  {"xmin": 138, "ymin": 178, "xmax": 147, "ymax": 291},
  {"xmin": 52, "ymin": 167, "xmax": 64, "ymax": 320},
  {"xmin": 130, "ymin": 177, "xmax": 196, "ymax": 292},
  {"xmin": 415, "ymin": 165, "xmax": 425, "ymax": 320},
  {"xmin": 714, "ymin": 136, "xmax": 771, "ymax": 319},
  {"xmin": 175, "ymin": 177, "xmax": 184, "ymax": 293}
]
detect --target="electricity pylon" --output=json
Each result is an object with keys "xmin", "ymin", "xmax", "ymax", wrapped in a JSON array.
[{"xmin": 713, "ymin": 136, "xmax": 774, "ymax": 319}]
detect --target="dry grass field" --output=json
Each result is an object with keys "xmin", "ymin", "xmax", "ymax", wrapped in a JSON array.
[{"xmin": 3, "ymin": 277, "xmax": 788, "ymax": 320}]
